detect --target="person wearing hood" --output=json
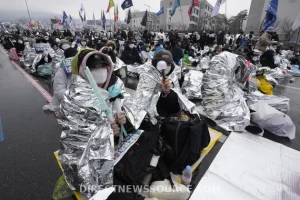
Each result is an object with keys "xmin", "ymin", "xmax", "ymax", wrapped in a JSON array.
[
  {"xmin": 255, "ymin": 27, "xmax": 278, "ymax": 52},
  {"xmin": 120, "ymin": 41, "xmax": 144, "ymax": 64},
  {"xmin": 15, "ymin": 36, "xmax": 25, "ymax": 54},
  {"xmin": 58, "ymin": 49, "xmax": 130, "ymax": 197},
  {"xmin": 43, "ymin": 47, "xmax": 78, "ymax": 112},
  {"xmin": 100, "ymin": 40, "xmax": 117, "ymax": 64},
  {"xmin": 171, "ymin": 39, "xmax": 184, "ymax": 65},
  {"xmin": 141, "ymin": 44, "xmax": 152, "ymax": 62},
  {"xmin": 124, "ymin": 50, "xmax": 182, "ymax": 125}
]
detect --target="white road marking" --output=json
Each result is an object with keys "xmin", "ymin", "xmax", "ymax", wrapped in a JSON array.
[{"xmin": 277, "ymin": 84, "xmax": 300, "ymax": 91}]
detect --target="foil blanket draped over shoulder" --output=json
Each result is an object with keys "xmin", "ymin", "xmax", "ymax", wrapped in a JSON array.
[
  {"xmin": 181, "ymin": 70, "xmax": 203, "ymax": 99},
  {"xmin": 123, "ymin": 62, "xmax": 196, "ymax": 129},
  {"xmin": 57, "ymin": 75, "xmax": 117, "ymax": 198},
  {"xmin": 201, "ymin": 52, "xmax": 250, "ymax": 131},
  {"xmin": 20, "ymin": 43, "xmax": 37, "ymax": 68}
]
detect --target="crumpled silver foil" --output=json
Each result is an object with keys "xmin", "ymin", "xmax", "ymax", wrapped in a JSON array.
[
  {"xmin": 197, "ymin": 57, "xmax": 210, "ymax": 70},
  {"xmin": 58, "ymin": 75, "xmax": 127, "ymax": 197},
  {"xmin": 201, "ymin": 52, "xmax": 250, "ymax": 131},
  {"xmin": 20, "ymin": 43, "xmax": 38, "ymax": 68},
  {"xmin": 246, "ymin": 91, "xmax": 290, "ymax": 113},
  {"xmin": 181, "ymin": 70, "xmax": 203, "ymax": 99},
  {"xmin": 123, "ymin": 63, "xmax": 196, "ymax": 129},
  {"xmin": 274, "ymin": 54, "xmax": 291, "ymax": 70},
  {"xmin": 113, "ymin": 57, "xmax": 126, "ymax": 71}
]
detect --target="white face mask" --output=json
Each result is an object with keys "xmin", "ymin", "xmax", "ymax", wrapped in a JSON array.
[
  {"xmin": 12, "ymin": 40, "xmax": 16, "ymax": 43},
  {"xmin": 81, "ymin": 42, "xmax": 87, "ymax": 46},
  {"xmin": 146, "ymin": 48, "xmax": 150, "ymax": 52},
  {"xmin": 129, "ymin": 44, "xmax": 134, "ymax": 49},
  {"xmin": 91, "ymin": 67, "xmax": 107, "ymax": 84},
  {"xmin": 157, "ymin": 61, "xmax": 171, "ymax": 75},
  {"xmin": 18, "ymin": 40, "xmax": 23, "ymax": 44}
]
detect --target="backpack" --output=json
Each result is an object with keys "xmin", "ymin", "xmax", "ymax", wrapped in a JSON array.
[
  {"xmin": 160, "ymin": 111, "xmax": 210, "ymax": 174},
  {"xmin": 114, "ymin": 126, "xmax": 159, "ymax": 185}
]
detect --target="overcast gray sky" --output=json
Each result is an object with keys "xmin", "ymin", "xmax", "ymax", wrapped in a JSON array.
[{"xmin": 1, "ymin": 0, "xmax": 252, "ymax": 20}]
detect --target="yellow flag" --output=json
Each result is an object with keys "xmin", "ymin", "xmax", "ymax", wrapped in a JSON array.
[
  {"xmin": 106, "ymin": 0, "xmax": 115, "ymax": 13},
  {"xmin": 34, "ymin": 21, "xmax": 38, "ymax": 28}
]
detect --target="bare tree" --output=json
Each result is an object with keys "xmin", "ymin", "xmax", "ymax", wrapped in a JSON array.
[
  {"xmin": 228, "ymin": 10, "xmax": 248, "ymax": 33},
  {"xmin": 281, "ymin": 18, "xmax": 295, "ymax": 41}
]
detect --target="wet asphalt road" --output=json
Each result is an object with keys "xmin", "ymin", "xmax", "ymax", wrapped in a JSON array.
[
  {"xmin": 0, "ymin": 50, "xmax": 62, "ymax": 199},
  {"xmin": 1, "ymin": 48, "xmax": 300, "ymax": 200}
]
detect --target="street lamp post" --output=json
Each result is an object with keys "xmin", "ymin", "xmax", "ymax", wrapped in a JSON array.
[
  {"xmin": 144, "ymin": 4, "xmax": 151, "ymax": 29},
  {"xmin": 24, "ymin": 0, "xmax": 32, "ymax": 23}
]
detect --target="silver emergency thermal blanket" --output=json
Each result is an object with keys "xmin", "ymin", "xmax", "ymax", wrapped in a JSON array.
[
  {"xmin": 20, "ymin": 43, "xmax": 37, "ymax": 68},
  {"xmin": 197, "ymin": 56, "xmax": 210, "ymax": 70},
  {"xmin": 181, "ymin": 70, "xmax": 203, "ymax": 99},
  {"xmin": 201, "ymin": 52, "xmax": 250, "ymax": 131},
  {"xmin": 57, "ymin": 75, "xmax": 128, "ymax": 197},
  {"xmin": 246, "ymin": 91, "xmax": 290, "ymax": 113},
  {"xmin": 114, "ymin": 57, "xmax": 126, "ymax": 71},
  {"xmin": 123, "ymin": 63, "xmax": 196, "ymax": 129}
]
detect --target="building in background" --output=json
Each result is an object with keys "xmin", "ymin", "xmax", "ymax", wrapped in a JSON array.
[
  {"xmin": 245, "ymin": 0, "xmax": 300, "ymax": 33},
  {"xmin": 159, "ymin": 0, "xmax": 213, "ymax": 31},
  {"xmin": 128, "ymin": 11, "xmax": 160, "ymax": 31}
]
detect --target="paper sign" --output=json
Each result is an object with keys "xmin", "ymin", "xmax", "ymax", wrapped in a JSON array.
[
  {"xmin": 34, "ymin": 43, "xmax": 51, "ymax": 54},
  {"xmin": 114, "ymin": 130, "xmax": 143, "ymax": 165}
]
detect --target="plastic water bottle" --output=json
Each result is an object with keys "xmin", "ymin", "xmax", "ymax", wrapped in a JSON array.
[{"xmin": 181, "ymin": 165, "xmax": 192, "ymax": 186}]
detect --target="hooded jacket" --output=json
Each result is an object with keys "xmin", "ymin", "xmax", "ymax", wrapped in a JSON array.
[
  {"xmin": 120, "ymin": 45, "xmax": 143, "ymax": 64},
  {"xmin": 255, "ymin": 32, "xmax": 276, "ymax": 52}
]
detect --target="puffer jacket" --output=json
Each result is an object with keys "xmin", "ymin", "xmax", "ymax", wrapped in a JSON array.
[{"xmin": 255, "ymin": 32, "xmax": 276, "ymax": 52}]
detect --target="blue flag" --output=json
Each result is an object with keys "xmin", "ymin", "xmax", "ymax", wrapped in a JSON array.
[
  {"xmin": 156, "ymin": 7, "xmax": 164, "ymax": 16},
  {"xmin": 263, "ymin": 0, "xmax": 278, "ymax": 31},
  {"xmin": 121, "ymin": 0, "xmax": 133, "ymax": 10},
  {"xmin": 170, "ymin": 0, "xmax": 180, "ymax": 17},
  {"xmin": 102, "ymin": 11, "xmax": 106, "ymax": 30},
  {"xmin": 62, "ymin": 11, "xmax": 68, "ymax": 23}
]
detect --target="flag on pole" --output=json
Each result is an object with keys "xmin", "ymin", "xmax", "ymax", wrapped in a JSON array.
[
  {"xmin": 34, "ymin": 21, "xmax": 39, "ymax": 28},
  {"xmin": 80, "ymin": 3, "xmax": 85, "ymax": 13},
  {"xmin": 114, "ymin": 5, "xmax": 119, "ymax": 22},
  {"xmin": 263, "ymin": 0, "xmax": 278, "ymax": 31},
  {"xmin": 121, "ymin": 0, "xmax": 133, "ymax": 10},
  {"xmin": 102, "ymin": 11, "xmax": 106, "ymax": 29},
  {"xmin": 188, "ymin": 0, "xmax": 199, "ymax": 18},
  {"xmin": 292, "ymin": 12, "xmax": 300, "ymax": 30},
  {"xmin": 126, "ymin": 9, "xmax": 132, "ymax": 24},
  {"xmin": 170, "ymin": 0, "xmax": 181, "ymax": 17},
  {"xmin": 107, "ymin": 0, "xmax": 115, "ymax": 13},
  {"xmin": 212, "ymin": 0, "xmax": 226, "ymax": 17},
  {"xmin": 28, "ymin": 22, "xmax": 34, "ymax": 28},
  {"xmin": 156, "ymin": 7, "xmax": 164, "ymax": 16},
  {"xmin": 69, "ymin": 15, "xmax": 73, "ymax": 26},
  {"xmin": 79, "ymin": 10, "xmax": 84, "ymax": 22},
  {"xmin": 141, "ymin": 10, "xmax": 148, "ymax": 26},
  {"xmin": 62, "ymin": 11, "xmax": 68, "ymax": 23},
  {"xmin": 93, "ymin": 12, "xmax": 96, "ymax": 24}
]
